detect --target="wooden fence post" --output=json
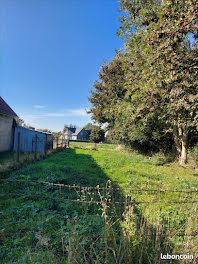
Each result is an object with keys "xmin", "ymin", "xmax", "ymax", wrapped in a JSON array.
[
  {"xmin": 68, "ymin": 140, "xmax": 70, "ymax": 148},
  {"xmin": 34, "ymin": 134, "xmax": 37, "ymax": 161},
  {"xmin": 64, "ymin": 139, "xmax": 67, "ymax": 149},
  {"xmin": 57, "ymin": 137, "xmax": 58, "ymax": 149},
  {"xmin": 16, "ymin": 132, "xmax": 21, "ymax": 163},
  {"xmin": 62, "ymin": 138, "xmax": 63, "ymax": 149}
]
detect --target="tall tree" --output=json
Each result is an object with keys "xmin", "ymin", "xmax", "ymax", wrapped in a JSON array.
[
  {"xmin": 89, "ymin": 0, "xmax": 197, "ymax": 165},
  {"xmin": 119, "ymin": 0, "xmax": 198, "ymax": 165},
  {"xmin": 89, "ymin": 54, "xmax": 127, "ymax": 129}
]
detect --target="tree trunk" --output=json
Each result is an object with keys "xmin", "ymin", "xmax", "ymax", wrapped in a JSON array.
[
  {"xmin": 173, "ymin": 124, "xmax": 181, "ymax": 154},
  {"xmin": 173, "ymin": 123, "xmax": 188, "ymax": 166},
  {"xmin": 179, "ymin": 129, "xmax": 188, "ymax": 166}
]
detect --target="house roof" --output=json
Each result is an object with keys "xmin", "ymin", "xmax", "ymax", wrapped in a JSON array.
[
  {"xmin": 85, "ymin": 129, "xmax": 91, "ymax": 135},
  {"xmin": 73, "ymin": 127, "xmax": 84, "ymax": 136},
  {"xmin": 66, "ymin": 127, "xmax": 91, "ymax": 137},
  {"xmin": 67, "ymin": 127, "xmax": 76, "ymax": 133},
  {"xmin": 0, "ymin": 96, "xmax": 18, "ymax": 117}
]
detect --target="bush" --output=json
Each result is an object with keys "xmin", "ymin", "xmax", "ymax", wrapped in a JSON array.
[
  {"xmin": 90, "ymin": 126, "xmax": 105, "ymax": 143},
  {"xmin": 151, "ymin": 152, "xmax": 176, "ymax": 166}
]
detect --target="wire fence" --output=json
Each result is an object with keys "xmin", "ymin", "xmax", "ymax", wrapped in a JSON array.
[
  {"xmin": 1, "ymin": 178, "xmax": 198, "ymax": 193},
  {"xmin": 1, "ymin": 177, "xmax": 198, "ymax": 263},
  {"xmin": 1, "ymin": 179, "xmax": 198, "ymax": 204},
  {"xmin": 1, "ymin": 178, "xmax": 198, "ymax": 237},
  {"xmin": 1, "ymin": 141, "xmax": 198, "ymax": 262},
  {"xmin": 1, "ymin": 192, "xmax": 198, "ymax": 204}
]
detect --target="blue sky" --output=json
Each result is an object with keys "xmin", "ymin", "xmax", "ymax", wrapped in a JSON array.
[{"xmin": 0, "ymin": 0, "xmax": 122, "ymax": 131}]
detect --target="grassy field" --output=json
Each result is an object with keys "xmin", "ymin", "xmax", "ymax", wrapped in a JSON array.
[{"xmin": 0, "ymin": 142, "xmax": 198, "ymax": 263}]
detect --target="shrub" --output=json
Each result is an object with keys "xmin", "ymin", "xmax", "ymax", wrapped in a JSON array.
[
  {"xmin": 151, "ymin": 152, "xmax": 175, "ymax": 166},
  {"xmin": 90, "ymin": 126, "xmax": 105, "ymax": 143}
]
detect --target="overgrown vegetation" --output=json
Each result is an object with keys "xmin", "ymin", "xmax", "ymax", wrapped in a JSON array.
[
  {"xmin": 0, "ymin": 150, "xmax": 53, "ymax": 175},
  {"xmin": 89, "ymin": 0, "xmax": 198, "ymax": 165},
  {"xmin": 90, "ymin": 125, "xmax": 105, "ymax": 143},
  {"xmin": 0, "ymin": 142, "xmax": 198, "ymax": 263}
]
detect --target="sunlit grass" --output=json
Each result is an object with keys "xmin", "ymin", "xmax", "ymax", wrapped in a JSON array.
[{"xmin": 0, "ymin": 142, "xmax": 197, "ymax": 263}]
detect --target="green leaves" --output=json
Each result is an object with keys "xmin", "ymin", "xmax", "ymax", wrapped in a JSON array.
[
  {"xmin": 89, "ymin": 0, "xmax": 197, "ymax": 161},
  {"xmin": 90, "ymin": 126, "xmax": 105, "ymax": 143}
]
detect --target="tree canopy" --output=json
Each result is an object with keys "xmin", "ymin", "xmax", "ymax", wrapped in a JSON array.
[
  {"xmin": 89, "ymin": 0, "xmax": 198, "ymax": 165},
  {"xmin": 84, "ymin": 123, "xmax": 94, "ymax": 130}
]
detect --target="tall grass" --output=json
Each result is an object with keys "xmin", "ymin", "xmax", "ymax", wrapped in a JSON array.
[{"xmin": 0, "ymin": 143, "xmax": 197, "ymax": 263}]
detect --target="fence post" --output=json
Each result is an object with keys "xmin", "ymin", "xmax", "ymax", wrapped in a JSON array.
[
  {"xmin": 16, "ymin": 132, "xmax": 21, "ymax": 163},
  {"xmin": 68, "ymin": 139, "xmax": 70, "ymax": 148},
  {"xmin": 44, "ymin": 135, "xmax": 47, "ymax": 156},
  {"xmin": 34, "ymin": 134, "xmax": 37, "ymax": 161},
  {"xmin": 62, "ymin": 138, "xmax": 64, "ymax": 149},
  {"xmin": 64, "ymin": 139, "xmax": 67, "ymax": 149},
  {"xmin": 57, "ymin": 137, "xmax": 58, "ymax": 149}
]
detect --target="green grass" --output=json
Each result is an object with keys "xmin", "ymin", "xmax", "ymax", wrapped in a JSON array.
[{"xmin": 0, "ymin": 142, "xmax": 198, "ymax": 263}]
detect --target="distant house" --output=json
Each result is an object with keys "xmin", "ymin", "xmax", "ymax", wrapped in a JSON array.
[
  {"xmin": 0, "ymin": 96, "xmax": 18, "ymax": 152},
  {"xmin": 65, "ymin": 127, "xmax": 76, "ymax": 140},
  {"xmin": 65, "ymin": 127, "xmax": 90, "ymax": 141},
  {"xmin": 72, "ymin": 127, "xmax": 90, "ymax": 141}
]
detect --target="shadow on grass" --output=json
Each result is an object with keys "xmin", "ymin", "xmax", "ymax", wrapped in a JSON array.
[{"xmin": 0, "ymin": 148, "xmax": 181, "ymax": 263}]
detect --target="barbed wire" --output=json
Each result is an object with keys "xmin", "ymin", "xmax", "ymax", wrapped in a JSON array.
[
  {"xmin": 0, "ymin": 179, "xmax": 198, "ymax": 193},
  {"xmin": 0, "ymin": 193, "xmax": 198, "ymax": 204}
]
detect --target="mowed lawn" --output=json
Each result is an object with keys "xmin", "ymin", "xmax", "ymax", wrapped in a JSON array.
[{"xmin": 0, "ymin": 142, "xmax": 198, "ymax": 263}]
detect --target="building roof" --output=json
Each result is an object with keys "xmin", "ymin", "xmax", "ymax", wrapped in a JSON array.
[
  {"xmin": 67, "ymin": 127, "xmax": 76, "ymax": 133},
  {"xmin": 65, "ymin": 127, "xmax": 91, "ymax": 137},
  {"xmin": 73, "ymin": 127, "xmax": 84, "ymax": 136},
  {"xmin": 18, "ymin": 125, "xmax": 52, "ymax": 135},
  {"xmin": 85, "ymin": 129, "xmax": 91, "ymax": 136},
  {"xmin": 0, "ymin": 96, "xmax": 18, "ymax": 117}
]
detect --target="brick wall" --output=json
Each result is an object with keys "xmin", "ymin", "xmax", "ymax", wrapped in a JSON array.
[{"xmin": 0, "ymin": 114, "xmax": 14, "ymax": 152}]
